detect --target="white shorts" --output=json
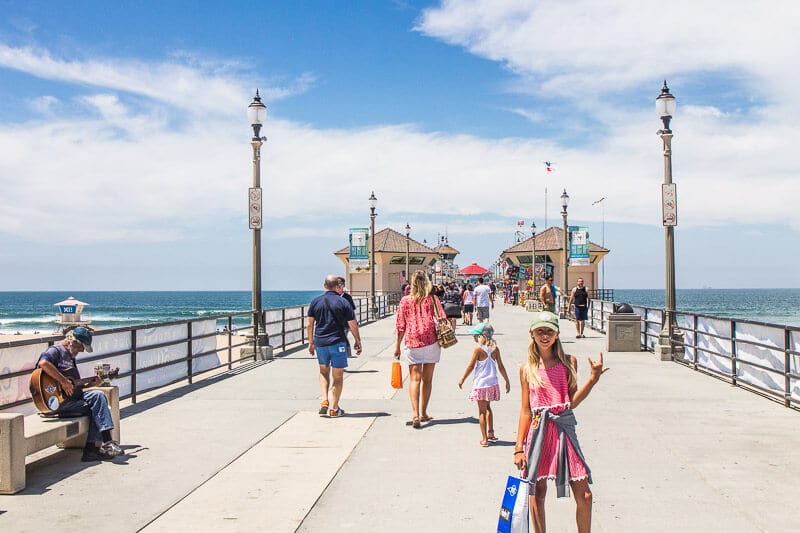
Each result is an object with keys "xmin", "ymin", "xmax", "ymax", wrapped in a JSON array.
[{"xmin": 403, "ymin": 342, "xmax": 441, "ymax": 365}]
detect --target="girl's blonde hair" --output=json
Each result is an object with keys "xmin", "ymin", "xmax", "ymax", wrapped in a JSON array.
[
  {"xmin": 474, "ymin": 333, "xmax": 496, "ymax": 351},
  {"xmin": 523, "ymin": 335, "xmax": 577, "ymax": 390},
  {"xmin": 409, "ymin": 270, "xmax": 431, "ymax": 304}
]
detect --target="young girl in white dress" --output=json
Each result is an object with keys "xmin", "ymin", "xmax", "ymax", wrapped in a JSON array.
[{"xmin": 458, "ymin": 322, "xmax": 511, "ymax": 446}]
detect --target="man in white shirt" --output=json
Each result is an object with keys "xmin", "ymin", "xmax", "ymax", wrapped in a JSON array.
[{"xmin": 473, "ymin": 277, "xmax": 494, "ymax": 322}]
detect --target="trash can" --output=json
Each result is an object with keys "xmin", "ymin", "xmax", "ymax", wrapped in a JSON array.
[{"xmin": 606, "ymin": 308, "xmax": 642, "ymax": 352}]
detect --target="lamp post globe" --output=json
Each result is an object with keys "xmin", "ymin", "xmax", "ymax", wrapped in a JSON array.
[
  {"xmin": 369, "ymin": 191, "xmax": 378, "ymax": 320},
  {"xmin": 655, "ymin": 81, "xmax": 682, "ymax": 360}
]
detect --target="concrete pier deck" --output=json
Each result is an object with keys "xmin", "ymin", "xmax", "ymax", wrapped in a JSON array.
[{"xmin": 1, "ymin": 303, "xmax": 798, "ymax": 532}]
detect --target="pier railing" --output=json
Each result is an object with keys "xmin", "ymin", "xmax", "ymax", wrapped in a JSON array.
[
  {"xmin": 587, "ymin": 300, "xmax": 800, "ymax": 408},
  {"xmin": 0, "ymin": 293, "xmax": 401, "ymax": 413}
]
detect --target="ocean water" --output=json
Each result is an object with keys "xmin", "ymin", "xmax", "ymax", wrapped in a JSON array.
[
  {"xmin": 614, "ymin": 288, "xmax": 800, "ymax": 327},
  {"xmin": 1, "ymin": 288, "xmax": 798, "ymax": 334},
  {"xmin": 0, "ymin": 291, "xmax": 319, "ymax": 334}
]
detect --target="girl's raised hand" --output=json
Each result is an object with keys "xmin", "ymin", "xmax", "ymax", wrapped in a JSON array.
[{"xmin": 588, "ymin": 352, "xmax": 610, "ymax": 383}]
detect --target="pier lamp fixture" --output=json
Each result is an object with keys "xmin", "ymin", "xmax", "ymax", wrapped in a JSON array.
[
  {"xmin": 560, "ymin": 189, "xmax": 570, "ymax": 318},
  {"xmin": 530, "ymin": 221, "xmax": 537, "ymax": 298},
  {"xmin": 369, "ymin": 191, "xmax": 378, "ymax": 320},
  {"xmin": 246, "ymin": 90, "xmax": 269, "ymax": 354},
  {"xmin": 655, "ymin": 81, "xmax": 682, "ymax": 361},
  {"xmin": 405, "ymin": 223, "xmax": 411, "ymax": 290}
]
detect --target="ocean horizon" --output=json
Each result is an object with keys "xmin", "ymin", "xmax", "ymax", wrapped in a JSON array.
[{"xmin": 1, "ymin": 288, "xmax": 798, "ymax": 334}]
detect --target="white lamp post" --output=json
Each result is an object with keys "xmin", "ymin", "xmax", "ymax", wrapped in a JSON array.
[
  {"xmin": 405, "ymin": 223, "xmax": 411, "ymax": 289},
  {"xmin": 369, "ymin": 191, "xmax": 378, "ymax": 320},
  {"xmin": 247, "ymin": 90, "xmax": 268, "ymax": 353},
  {"xmin": 655, "ymin": 80, "xmax": 682, "ymax": 360},
  {"xmin": 530, "ymin": 220, "xmax": 537, "ymax": 301},
  {"xmin": 560, "ymin": 189, "xmax": 570, "ymax": 317}
]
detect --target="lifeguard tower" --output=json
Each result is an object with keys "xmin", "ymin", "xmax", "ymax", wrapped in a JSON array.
[{"xmin": 53, "ymin": 296, "xmax": 92, "ymax": 333}]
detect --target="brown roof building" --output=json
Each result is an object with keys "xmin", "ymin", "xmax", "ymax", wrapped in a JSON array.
[
  {"xmin": 334, "ymin": 228, "xmax": 440, "ymax": 295},
  {"xmin": 500, "ymin": 226, "xmax": 609, "ymax": 291}
]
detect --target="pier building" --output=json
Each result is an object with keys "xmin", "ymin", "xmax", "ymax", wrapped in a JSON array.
[
  {"xmin": 334, "ymin": 227, "xmax": 440, "ymax": 295},
  {"xmin": 500, "ymin": 226, "xmax": 609, "ymax": 292}
]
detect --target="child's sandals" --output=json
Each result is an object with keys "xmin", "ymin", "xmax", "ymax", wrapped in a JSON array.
[
  {"xmin": 479, "ymin": 439, "xmax": 489, "ymax": 447},
  {"xmin": 487, "ymin": 431, "xmax": 498, "ymax": 441}
]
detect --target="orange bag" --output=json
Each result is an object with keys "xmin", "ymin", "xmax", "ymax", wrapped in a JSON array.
[{"xmin": 391, "ymin": 361, "xmax": 403, "ymax": 389}]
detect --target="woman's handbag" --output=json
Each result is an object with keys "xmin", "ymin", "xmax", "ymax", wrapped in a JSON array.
[
  {"xmin": 432, "ymin": 296, "xmax": 458, "ymax": 348},
  {"xmin": 391, "ymin": 360, "xmax": 403, "ymax": 389},
  {"xmin": 497, "ymin": 472, "xmax": 530, "ymax": 533}
]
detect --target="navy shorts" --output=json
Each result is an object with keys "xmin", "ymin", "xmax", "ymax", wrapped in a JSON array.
[
  {"xmin": 316, "ymin": 342, "xmax": 349, "ymax": 369},
  {"xmin": 574, "ymin": 306, "xmax": 588, "ymax": 321}
]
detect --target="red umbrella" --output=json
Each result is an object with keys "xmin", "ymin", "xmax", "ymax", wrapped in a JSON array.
[{"xmin": 459, "ymin": 263, "xmax": 490, "ymax": 275}]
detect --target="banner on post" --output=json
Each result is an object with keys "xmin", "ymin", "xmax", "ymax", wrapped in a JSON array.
[
  {"xmin": 349, "ymin": 228, "xmax": 369, "ymax": 260},
  {"xmin": 569, "ymin": 226, "xmax": 590, "ymax": 266}
]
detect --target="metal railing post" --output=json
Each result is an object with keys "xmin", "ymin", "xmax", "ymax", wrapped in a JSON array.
[
  {"xmin": 227, "ymin": 316, "xmax": 233, "ymax": 371},
  {"xmin": 281, "ymin": 308, "xmax": 286, "ymax": 352},
  {"xmin": 131, "ymin": 330, "xmax": 137, "ymax": 404},
  {"xmin": 692, "ymin": 314, "xmax": 698, "ymax": 370},
  {"xmin": 785, "ymin": 328, "xmax": 791, "ymax": 407},
  {"xmin": 187, "ymin": 322, "xmax": 193, "ymax": 385},
  {"xmin": 730, "ymin": 321, "xmax": 737, "ymax": 386}
]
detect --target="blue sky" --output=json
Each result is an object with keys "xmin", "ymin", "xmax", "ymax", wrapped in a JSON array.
[{"xmin": 0, "ymin": 0, "xmax": 797, "ymax": 291}]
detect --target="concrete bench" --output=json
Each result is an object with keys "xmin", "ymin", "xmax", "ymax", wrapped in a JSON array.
[{"xmin": 0, "ymin": 386, "xmax": 120, "ymax": 494}]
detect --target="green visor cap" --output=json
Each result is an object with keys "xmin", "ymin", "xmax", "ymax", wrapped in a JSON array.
[{"xmin": 529, "ymin": 311, "xmax": 559, "ymax": 332}]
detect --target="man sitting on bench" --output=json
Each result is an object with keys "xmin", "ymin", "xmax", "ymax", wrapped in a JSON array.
[{"xmin": 36, "ymin": 327, "xmax": 123, "ymax": 462}]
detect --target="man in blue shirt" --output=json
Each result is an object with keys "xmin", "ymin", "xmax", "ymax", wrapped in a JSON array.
[
  {"xmin": 307, "ymin": 275, "xmax": 362, "ymax": 417},
  {"xmin": 36, "ymin": 326, "xmax": 123, "ymax": 461}
]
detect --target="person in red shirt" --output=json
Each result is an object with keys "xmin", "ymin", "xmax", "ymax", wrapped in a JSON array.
[{"xmin": 393, "ymin": 270, "xmax": 446, "ymax": 428}]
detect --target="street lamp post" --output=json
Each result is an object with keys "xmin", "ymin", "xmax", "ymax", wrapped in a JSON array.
[
  {"xmin": 655, "ymin": 81, "xmax": 682, "ymax": 361},
  {"xmin": 560, "ymin": 189, "xmax": 570, "ymax": 318},
  {"xmin": 530, "ymin": 221, "xmax": 537, "ymax": 303},
  {"xmin": 247, "ymin": 90, "xmax": 269, "ymax": 355},
  {"xmin": 369, "ymin": 191, "xmax": 378, "ymax": 320},
  {"xmin": 405, "ymin": 223, "xmax": 411, "ymax": 289}
]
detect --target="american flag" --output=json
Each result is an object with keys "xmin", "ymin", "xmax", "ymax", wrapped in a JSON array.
[{"xmin": 544, "ymin": 161, "xmax": 556, "ymax": 172}]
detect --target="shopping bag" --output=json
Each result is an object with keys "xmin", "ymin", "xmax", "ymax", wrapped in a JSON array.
[
  {"xmin": 497, "ymin": 473, "xmax": 529, "ymax": 533},
  {"xmin": 391, "ymin": 361, "xmax": 403, "ymax": 389}
]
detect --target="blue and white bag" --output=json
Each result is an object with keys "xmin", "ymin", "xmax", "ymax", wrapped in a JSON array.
[{"xmin": 497, "ymin": 473, "xmax": 529, "ymax": 533}]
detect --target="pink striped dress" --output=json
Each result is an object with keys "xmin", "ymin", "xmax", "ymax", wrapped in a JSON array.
[{"xmin": 525, "ymin": 362, "xmax": 589, "ymax": 482}]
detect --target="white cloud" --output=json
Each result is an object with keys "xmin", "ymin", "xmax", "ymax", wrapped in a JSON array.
[
  {"xmin": 29, "ymin": 95, "xmax": 60, "ymax": 114},
  {"xmin": 0, "ymin": 44, "xmax": 314, "ymax": 116}
]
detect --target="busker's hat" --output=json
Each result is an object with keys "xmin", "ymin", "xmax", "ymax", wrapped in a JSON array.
[{"xmin": 72, "ymin": 326, "xmax": 94, "ymax": 352}]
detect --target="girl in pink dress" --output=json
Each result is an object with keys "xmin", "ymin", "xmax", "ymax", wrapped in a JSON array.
[{"xmin": 513, "ymin": 311, "xmax": 608, "ymax": 533}]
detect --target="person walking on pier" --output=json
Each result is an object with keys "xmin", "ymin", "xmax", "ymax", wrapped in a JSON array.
[
  {"xmin": 568, "ymin": 278, "xmax": 591, "ymax": 338},
  {"xmin": 474, "ymin": 277, "xmax": 494, "ymax": 322},
  {"xmin": 394, "ymin": 270, "xmax": 446, "ymax": 428},
  {"xmin": 442, "ymin": 281, "xmax": 462, "ymax": 331},
  {"xmin": 462, "ymin": 283, "xmax": 475, "ymax": 325},
  {"xmin": 513, "ymin": 311, "xmax": 608, "ymax": 533},
  {"xmin": 457, "ymin": 322, "xmax": 511, "ymax": 447},
  {"xmin": 307, "ymin": 275, "xmax": 363, "ymax": 417},
  {"xmin": 539, "ymin": 275, "xmax": 556, "ymax": 313}
]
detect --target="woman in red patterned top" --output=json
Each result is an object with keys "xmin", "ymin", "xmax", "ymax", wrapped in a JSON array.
[{"xmin": 394, "ymin": 270, "xmax": 446, "ymax": 428}]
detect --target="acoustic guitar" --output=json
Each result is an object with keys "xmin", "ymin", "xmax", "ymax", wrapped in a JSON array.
[{"xmin": 29, "ymin": 367, "xmax": 119, "ymax": 414}]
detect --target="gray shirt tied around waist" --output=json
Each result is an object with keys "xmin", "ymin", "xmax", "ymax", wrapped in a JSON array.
[{"xmin": 525, "ymin": 407, "xmax": 592, "ymax": 498}]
